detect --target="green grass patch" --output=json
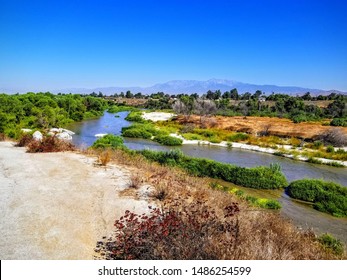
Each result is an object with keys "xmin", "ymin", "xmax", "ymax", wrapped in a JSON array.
[
  {"xmin": 318, "ymin": 233, "xmax": 344, "ymax": 255},
  {"xmin": 286, "ymin": 179, "xmax": 347, "ymax": 217},
  {"xmin": 91, "ymin": 134, "xmax": 126, "ymax": 149},
  {"xmin": 153, "ymin": 135, "xmax": 183, "ymax": 146},
  {"xmin": 108, "ymin": 105, "xmax": 136, "ymax": 113}
]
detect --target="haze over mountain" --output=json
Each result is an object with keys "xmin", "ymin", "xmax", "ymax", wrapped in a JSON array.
[{"xmin": 2, "ymin": 79, "xmax": 346, "ymax": 96}]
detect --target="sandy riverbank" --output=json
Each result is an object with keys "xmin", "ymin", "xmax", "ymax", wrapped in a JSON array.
[
  {"xmin": 0, "ymin": 141, "xmax": 150, "ymax": 259},
  {"xmin": 169, "ymin": 133, "xmax": 347, "ymax": 167}
]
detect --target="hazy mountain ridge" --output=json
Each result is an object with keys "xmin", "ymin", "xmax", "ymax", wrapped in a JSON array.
[{"xmin": 2, "ymin": 79, "xmax": 346, "ymax": 95}]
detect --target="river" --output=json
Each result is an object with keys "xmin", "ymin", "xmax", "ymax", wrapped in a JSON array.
[{"xmin": 67, "ymin": 111, "xmax": 347, "ymax": 242}]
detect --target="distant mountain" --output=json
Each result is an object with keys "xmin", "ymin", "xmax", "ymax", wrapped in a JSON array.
[{"xmin": 2, "ymin": 79, "xmax": 346, "ymax": 95}]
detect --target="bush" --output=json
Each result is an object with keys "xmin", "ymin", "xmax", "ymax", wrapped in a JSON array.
[
  {"xmin": 92, "ymin": 134, "xmax": 125, "ymax": 149},
  {"xmin": 317, "ymin": 128, "xmax": 347, "ymax": 147},
  {"xmin": 318, "ymin": 234, "xmax": 344, "ymax": 255},
  {"xmin": 122, "ymin": 128, "xmax": 152, "ymax": 139},
  {"xmin": 227, "ymin": 133, "xmax": 250, "ymax": 142},
  {"xmin": 286, "ymin": 179, "xmax": 347, "ymax": 217},
  {"xmin": 95, "ymin": 201, "xmax": 240, "ymax": 260},
  {"xmin": 330, "ymin": 118, "xmax": 347, "ymax": 127},
  {"xmin": 326, "ymin": 145, "xmax": 335, "ymax": 153},
  {"xmin": 125, "ymin": 111, "xmax": 144, "ymax": 122},
  {"xmin": 139, "ymin": 149, "xmax": 287, "ymax": 189},
  {"xmin": 0, "ymin": 133, "xmax": 5, "ymax": 141},
  {"xmin": 26, "ymin": 135, "xmax": 75, "ymax": 153},
  {"xmin": 153, "ymin": 135, "xmax": 183, "ymax": 146},
  {"xmin": 16, "ymin": 133, "xmax": 33, "ymax": 147}
]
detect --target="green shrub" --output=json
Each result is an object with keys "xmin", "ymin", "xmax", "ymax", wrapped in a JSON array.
[
  {"xmin": 286, "ymin": 179, "xmax": 347, "ymax": 217},
  {"xmin": 153, "ymin": 135, "xmax": 183, "ymax": 146},
  {"xmin": 227, "ymin": 133, "xmax": 250, "ymax": 142},
  {"xmin": 306, "ymin": 157, "xmax": 323, "ymax": 164},
  {"xmin": 139, "ymin": 149, "xmax": 287, "ymax": 189},
  {"xmin": 92, "ymin": 134, "xmax": 126, "ymax": 149},
  {"xmin": 330, "ymin": 118, "xmax": 347, "ymax": 127},
  {"xmin": 313, "ymin": 140, "xmax": 323, "ymax": 149},
  {"xmin": 108, "ymin": 105, "xmax": 135, "ymax": 113},
  {"xmin": 125, "ymin": 111, "xmax": 145, "ymax": 122},
  {"xmin": 326, "ymin": 145, "xmax": 334, "ymax": 153},
  {"xmin": 318, "ymin": 234, "xmax": 344, "ymax": 255},
  {"xmin": 291, "ymin": 114, "xmax": 307, "ymax": 123},
  {"xmin": 122, "ymin": 128, "xmax": 152, "ymax": 139}
]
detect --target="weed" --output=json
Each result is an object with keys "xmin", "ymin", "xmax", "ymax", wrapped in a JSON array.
[
  {"xmin": 26, "ymin": 135, "xmax": 75, "ymax": 153},
  {"xmin": 127, "ymin": 173, "xmax": 142, "ymax": 189},
  {"xmin": 318, "ymin": 234, "xmax": 344, "ymax": 255},
  {"xmin": 98, "ymin": 149, "xmax": 112, "ymax": 166}
]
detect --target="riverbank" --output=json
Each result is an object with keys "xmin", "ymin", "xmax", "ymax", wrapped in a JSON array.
[
  {"xmin": 169, "ymin": 133, "xmax": 347, "ymax": 167},
  {"xmin": 140, "ymin": 112, "xmax": 347, "ymax": 167},
  {"xmin": 0, "ymin": 141, "xmax": 150, "ymax": 259}
]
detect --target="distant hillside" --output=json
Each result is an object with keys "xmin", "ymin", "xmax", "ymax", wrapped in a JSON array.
[{"xmin": 2, "ymin": 79, "xmax": 346, "ymax": 95}]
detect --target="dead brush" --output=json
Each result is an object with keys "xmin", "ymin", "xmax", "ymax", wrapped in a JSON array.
[
  {"xmin": 26, "ymin": 135, "xmax": 75, "ymax": 153},
  {"xmin": 15, "ymin": 133, "xmax": 33, "ymax": 147},
  {"xmin": 127, "ymin": 173, "xmax": 142, "ymax": 189},
  {"xmin": 98, "ymin": 149, "xmax": 112, "ymax": 166},
  {"xmin": 0, "ymin": 133, "xmax": 6, "ymax": 141},
  {"xmin": 151, "ymin": 184, "xmax": 170, "ymax": 201}
]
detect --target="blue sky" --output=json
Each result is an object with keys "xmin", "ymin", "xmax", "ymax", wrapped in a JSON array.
[{"xmin": 0, "ymin": 0, "xmax": 346, "ymax": 91}]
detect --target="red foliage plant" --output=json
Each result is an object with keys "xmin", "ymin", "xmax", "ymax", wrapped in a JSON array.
[{"xmin": 95, "ymin": 199, "xmax": 240, "ymax": 260}]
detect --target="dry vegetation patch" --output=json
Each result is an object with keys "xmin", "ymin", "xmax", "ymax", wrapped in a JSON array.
[
  {"xmin": 177, "ymin": 115, "xmax": 347, "ymax": 140},
  {"xmin": 91, "ymin": 148, "xmax": 344, "ymax": 259}
]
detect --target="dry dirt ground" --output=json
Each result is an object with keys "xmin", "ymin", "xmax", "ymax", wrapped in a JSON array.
[
  {"xmin": 179, "ymin": 115, "xmax": 347, "ymax": 139},
  {"xmin": 0, "ymin": 141, "xmax": 149, "ymax": 260}
]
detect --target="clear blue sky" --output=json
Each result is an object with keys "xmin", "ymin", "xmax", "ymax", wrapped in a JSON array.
[{"xmin": 1, "ymin": 0, "xmax": 346, "ymax": 91}]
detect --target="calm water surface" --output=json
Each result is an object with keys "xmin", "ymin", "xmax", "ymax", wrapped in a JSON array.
[{"xmin": 67, "ymin": 112, "xmax": 347, "ymax": 242}]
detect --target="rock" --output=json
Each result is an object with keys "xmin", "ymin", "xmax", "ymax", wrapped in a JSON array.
[
  {"xmin": 95, "ymin": 133, "xmax": 107, "ymax": 138},
  {"xmin": 49, "ymin": 128, "xmax": 75, "ymax": 135},
  {"xmin": 32, "ymin": 131, "xmax": 43, "ymax": 141},
  {"xmin": 56, "ymin": 132, "xmax": 72, "ymax": 141},
  {"xmin": 61, "ymin": 128, "xmax": 75, "ymax": 135}
]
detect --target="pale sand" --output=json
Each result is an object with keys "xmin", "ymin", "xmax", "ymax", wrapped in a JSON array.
[
  {"xmin": 0, "ymin": 142, "xmax": 150, "ymax": 259},
  {"xmin": 142, "ymin": 112, "xmax": 175, "ymax": 122}
]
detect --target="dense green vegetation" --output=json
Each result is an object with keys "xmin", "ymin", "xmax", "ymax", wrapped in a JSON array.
[
  {"xmin": 139, "ymin": 149, "xmax": 287, "ymax": 189},
  {"xmin": 286, "ymin": 179, "xmax": 347, "ymax": 217},
  {"xmin": 0, "ymin": 92, "xmax": 108, "ymax": 138},
  {"xmin": 122, "ymin": 122, "xmax": 183, "ymax": 146},
  {"xmin": 107, "ymin": 105, "xmax": 137, "ymax": 113},
  {"xmin": 91, "ymin": 134, "xmax": 126, "ymax": 149},
  {"xmin": 142, "ymin": 90, "xmax": 346, "ymax": 125},
  {"xmin": 153, "ymin": 135, "xmax": 183, "ymax": 146},
  {"xmin": 318, "ymin": 234, "xmax": 344, "ymax": 255}
]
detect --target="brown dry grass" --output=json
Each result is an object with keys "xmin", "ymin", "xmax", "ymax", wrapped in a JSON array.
[
  {"xmin": 0, "ymin": 133, "xmax": 6, "ymax": 141},
  {"xmin": 98, "ymin": 149, "xmax": 112, "ymax": 166},
  {"xmin": 177, "ymin": 115, "xmax": 347, "ymax": 140},
  {"xmin": 90, "ymin": 148, "xmax": 345, "ymax": 260},
  {"xmin": 18, "ymin": 135, "xmax": 76, "ymax": 153}
]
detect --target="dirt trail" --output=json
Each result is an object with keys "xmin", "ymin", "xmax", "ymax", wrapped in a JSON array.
[{"xmin": 0, "ymin": 142, "xmax": 149, "ymax": 259}]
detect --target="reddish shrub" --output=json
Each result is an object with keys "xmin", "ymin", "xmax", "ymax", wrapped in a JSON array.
[
  {"xmin": 96, "ymin": 200, "xmax": 240, "ymax": 260},
  {"xmin": 15, "ymin": 133, "xmax": 33, "ymax": 147},
  {"xmin": 26, "ymin": 135, "xmax": 75, "ymax": 153}
]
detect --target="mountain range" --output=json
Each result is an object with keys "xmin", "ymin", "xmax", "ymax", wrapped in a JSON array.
[{"xmin": 3, "ymin": 79, "xmax": 346, "ymax": 95}]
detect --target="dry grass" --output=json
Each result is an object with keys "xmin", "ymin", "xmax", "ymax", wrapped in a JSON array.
[
  {"xmin": 90, "ymin": 148, "xmax": 345, "ymax": 259},
  {"xmin": 0, "ymin": 133, "xmax": 6, "ymax": 141},
  {"xmin": 177, "ymin": 115, "xmax": 347, "ymax": 140},
  {"xmin": 98, "ymin": 149, "xmax": 112, "ymax": 166},
  {"xmin": 16, "ymin": 134, "xmax": 75, "ymax": 153},
  {"xmin": 127, "ymin": 172, "xmax": 143, "ymax": 189}
]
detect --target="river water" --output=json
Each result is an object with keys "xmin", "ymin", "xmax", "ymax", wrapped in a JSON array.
[{"xmin": 67, "ymin": 111, "xmax": 347, "ymax": 242}]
